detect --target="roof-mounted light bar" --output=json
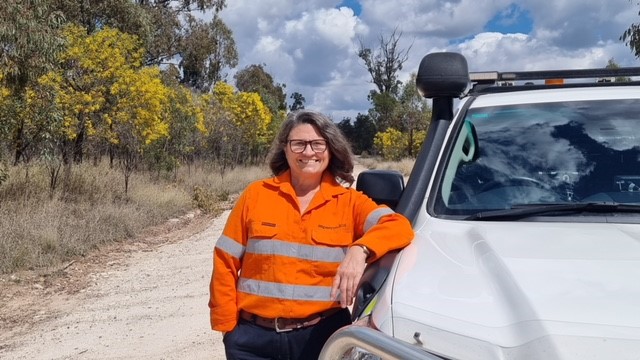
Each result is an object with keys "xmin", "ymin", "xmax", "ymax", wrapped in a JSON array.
[
  {"xmin": 469, "ymin": 71, "xmax": 499, "ymax": 82},
  {"xmin": 470, "ymin": 67, "xmax": 640, "ymax": 85}
]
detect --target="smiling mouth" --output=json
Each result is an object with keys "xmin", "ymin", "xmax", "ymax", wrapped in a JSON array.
[{"xmin": 299, "ymin": 159, "xmax": 320, "ymax": 164}]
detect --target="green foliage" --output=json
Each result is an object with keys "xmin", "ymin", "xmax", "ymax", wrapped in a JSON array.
[
  {"xmin": 53, "ymin": 0, "xmax": 232, "ymax": 91},
  {"xmin": 337, "ymin": 118, "xmax": 355, "ymax": 142},
  {"xmin": 358, "ymin": 28, "xmax": 410, "ymax": 97},
  {"xmin": 234, "ymin": 64, "xmax": 287, "ymax": 116},
  {"xmin": 181, "ymin": 15, "xmax": 238, "ymax": 92},
  {"xmin": 395, "ymin": 73, "xmax": 431, "ymax": 156},
  {"xmin": 356, "ymin": 29, "xmax": 433, "ymax": 159},
  {"xmin": 337, "ymin": 114, "xmax": 380, "ymax": 156},
  {"xmin": 368, "ymin": 91, "xmax": 399, "ymax": 132},
  {"xmin": 289, "ymin": 92, "xmax": 306, "ymax": 111},
  {"xmin": 353, "ymin": 113, "xmax": 377, "ymax": 154},
  {"xmin": 51, "ymin": 0, "xmax": 148, "ymax": 35},
  {"xmin": 144, "ymin": 144, "xmax": 179, "ymax": 175},
  {"xmin": 0, "ymin": 0, "xmax": 66, "ymax": 164},
  {"xmin": 155, "ymin": 84, "xmax": 207, "ymax": 173},
  {"xmin": 37, "ymin": 25, "xmax": 177, "ymax": 192},
  {"xmin": 0, "ymin": 0, "xmax": 254, "ymax": 176},
  {"xmin": 0, "ymin": 0, "xmax": 66, "ymax": 92},
  {"xmin": 621, "ymin": 1, "xmax": 640, "ymax": 59},
  {"xmin": 208, "ymin": 82, "xmax": 273, "ymax": 165},
  {"xmin": 605, "ymin": 58, "xmax": 632, "ymax": 82}
]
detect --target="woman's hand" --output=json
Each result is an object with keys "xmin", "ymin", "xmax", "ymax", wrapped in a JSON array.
[{"xmin": 330, "ymin": 245, "xmax": 369, "ymax": 308}]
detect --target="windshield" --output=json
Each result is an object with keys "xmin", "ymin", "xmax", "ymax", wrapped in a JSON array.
[{"xmin": 434, "ymin": 98, "xmax": 640, "ymax": 217}]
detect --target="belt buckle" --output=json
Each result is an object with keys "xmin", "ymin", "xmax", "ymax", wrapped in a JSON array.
[{"xmin": 274, "ymin": 317, "xmax": 293, "ymax": 333}]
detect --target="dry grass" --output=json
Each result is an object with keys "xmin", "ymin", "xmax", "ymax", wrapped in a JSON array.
[
  {"xmin": 356, "ymin": 156, "xmax": 415, "ymax": 177},
  {"xmin": 0, "ymin": 160, "xmax": 269, "ymax": 274}
]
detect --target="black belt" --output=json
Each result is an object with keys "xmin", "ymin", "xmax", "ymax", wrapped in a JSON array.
[{"xmin": 239, "ymin": 308, "xmax": 342, "ymax": 333}]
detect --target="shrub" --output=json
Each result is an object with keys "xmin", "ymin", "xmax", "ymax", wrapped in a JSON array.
[
  {"xmin": 374, "ymin": 128, "xmax": 407, "ymax": 161},
  {"xmin": 192, "ymin": 185, "xmax": 218, "ymax": 214}
]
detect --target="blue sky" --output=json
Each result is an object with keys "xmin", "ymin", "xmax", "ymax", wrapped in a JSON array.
[
  {"xmin": 484, "ymin": 4, "xmax": 533, "ymax": 34},
  {"xmin": 339, "ymin": 0, "xmax": 362, "ymax": 16},
  {"xmin": 218, "ymin": 1, "xmax": 639, "ymax": 121}
]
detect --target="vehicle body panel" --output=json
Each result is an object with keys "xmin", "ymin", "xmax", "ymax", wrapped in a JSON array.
[{"xmin": 386, "ymin": 219, "xmax": 640, "ymax": 358}]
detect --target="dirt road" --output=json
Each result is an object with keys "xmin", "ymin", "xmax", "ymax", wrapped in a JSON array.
[{"xmin": 0, "ymin": 210, "xmax": 229, "ymax": 360}]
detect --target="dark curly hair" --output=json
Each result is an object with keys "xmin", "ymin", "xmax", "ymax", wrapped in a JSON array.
[{"xmin": 267, "ymin": 110, "xmax": 355, "ymax": 185}]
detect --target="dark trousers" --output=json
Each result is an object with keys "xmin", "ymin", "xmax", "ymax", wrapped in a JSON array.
[{"xmin": 223, "ymin": 308, "xmax": 351, "ymax": 360}]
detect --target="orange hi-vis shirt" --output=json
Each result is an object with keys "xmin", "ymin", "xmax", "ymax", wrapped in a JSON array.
[{"xmin": 209, "ymin": 170, "xmax": 414, "ymax": 332}]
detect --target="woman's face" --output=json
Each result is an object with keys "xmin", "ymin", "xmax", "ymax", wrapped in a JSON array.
[{"xmin": 285, "ymin": 123, "xmax": 331, "ymax": 181}]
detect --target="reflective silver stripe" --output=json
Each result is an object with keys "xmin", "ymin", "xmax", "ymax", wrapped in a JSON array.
[
  {"xmin": 238, "ymin": 278, "xmax": 333, "ymax": 301},
  {"xmin": 247, "ymin": 239, "xmax": 346, "ymax": 263},
  {"xmin": 215, "ymin": 234, "xmax": 245, "ymax": 259},
  {"xmin": 364, "ymin": 207, "xmax": 395, "ymax": 233}
]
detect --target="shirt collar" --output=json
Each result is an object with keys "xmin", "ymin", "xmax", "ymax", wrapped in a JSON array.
[{"xmin": 266, "ymin": 170, "xmax": 349, "ymax": 199}]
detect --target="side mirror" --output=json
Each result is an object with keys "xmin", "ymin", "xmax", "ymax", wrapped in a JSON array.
[
  {"xmin": 416, "ymin": 52, "xmax": 469, "ymax": 99},
  {"xmin": 356, "ymin": 170, "xmax": 405, "ymax": 210}
]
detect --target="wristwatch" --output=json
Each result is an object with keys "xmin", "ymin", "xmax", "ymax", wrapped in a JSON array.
[{"xmin": 355, "ymin": 244, "xmax": 371, "ymax": 258}]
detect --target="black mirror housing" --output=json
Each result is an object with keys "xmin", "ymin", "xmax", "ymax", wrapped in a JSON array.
[
  {"xmin": 416, "ymin": 52, "xmax": 469, "ymax": 98},
  {"xmin": 356, "ymin": 170, "xmax": 405, "ymax": 209}
]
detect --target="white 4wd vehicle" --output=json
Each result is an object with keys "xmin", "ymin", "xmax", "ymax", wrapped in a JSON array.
[{"xmin": 321, "ymin": 52, "xmax": 640, "ymax": 360}]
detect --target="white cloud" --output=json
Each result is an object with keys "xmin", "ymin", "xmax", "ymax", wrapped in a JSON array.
[
  {"xmin": 217, "ymin": 0, "xmax": 640, "ymax": 120},
  {"xmin": 452, "ymin": 31, "xmax": 638, "ymax": 74},
  {"xmin": 360, "ymin": 0, "xmax": 510, "ymax": 37},
  {"xmin": 522, "ymin": 0, "xmax": 636, "ymax": 49},
  {"xmin": 255, "ymin": 36, "xmax": 284, "ymax": 54}
]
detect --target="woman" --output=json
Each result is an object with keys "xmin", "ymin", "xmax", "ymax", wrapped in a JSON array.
[{"xmin": 209, "ymin": 110, "xmax": 414, "ymax": 359}]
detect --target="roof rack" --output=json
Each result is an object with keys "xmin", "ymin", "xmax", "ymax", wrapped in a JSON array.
[{"xmin": 470, "ymin": 67, "xmax": 640, "ymax": 84}]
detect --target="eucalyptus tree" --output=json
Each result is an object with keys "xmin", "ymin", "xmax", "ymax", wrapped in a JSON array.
[
  {"xmin": 234, "ymin": 63, "xmax": 287, "ymax": 139},
  {"xmin": 605, "ymin": 58, "xmax": 632, "ymax": 82},
  {"xmin": 0, "ymin": 0, "xmax": 66, "ymax": 164},
  {"xmin": 234, "ymin": 64, "xmax": 287, "ymax": 116},
  {"xmin": 357, "ymin": 28, "xmax": 411, "ymax": 133},
  {"xmin": 52, "ymin": 0, "xmax": 237, "ymax": 92},
  {"xmin": 43, "ymin": 25, "xmax": 172, "ymax": 176},
  {"xmin": 358, "ymin": 28, "xmax": 410, "ymax": 96},
  {"xmin": 289, "ymin": 92, "xmax": 306, "ymax": 111},
  {"xmin": 180, "ymin": 14, "xmax": 238, "ymax": 92},
  {"xmin": 394, "ymin": 73, "xmax": 431, "ymax": 157},
  {"xmin": 352, "ymin": 113, "xmax": 376, "ymax": 155},
  {"xmin": 209, "ymin": 81, "xmax": 272, "ymax": 165},
  {"xmin": 136, "ymin": 0, "xmax": 237, "ymax": 92}
]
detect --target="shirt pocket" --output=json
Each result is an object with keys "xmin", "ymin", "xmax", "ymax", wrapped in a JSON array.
[
  {"xmin": 311, "ymin": 228, "xmax": 353, "ymax": 278},
  {"xmin": 248, "ymin": 220, "xmax": 278, "ymax": 239},
  {"xmin": 311, "ymin": 228, "xmax": 353, "ymax": 247},
  {"xmin": 245, "ymin": 221, "xmax": 279, "ymax": 277}
]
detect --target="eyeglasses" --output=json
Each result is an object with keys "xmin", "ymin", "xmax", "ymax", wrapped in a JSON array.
[{"xmin": 287, "ymin": 139, "xmax": 328, "ymax": 153}]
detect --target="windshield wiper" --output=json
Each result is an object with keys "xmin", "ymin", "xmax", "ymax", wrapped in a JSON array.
[{"xmin": 465, "ymin": 202, "xmax": 640, "ymax": 220}]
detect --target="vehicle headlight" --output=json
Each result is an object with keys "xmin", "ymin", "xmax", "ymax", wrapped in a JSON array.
[{"xmin": 341, "ymin": 347, "xmax": 383, "ymax": 360}]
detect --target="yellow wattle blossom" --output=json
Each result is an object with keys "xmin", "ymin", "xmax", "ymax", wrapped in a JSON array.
[
  {"xmin": 374, "ymin": 128, "xmax": 409, "ymax": 161},
  {"xmin": 41, "ymin": 24, "xmax": 171, "ymax": 151},
  {"xmin": 211, "ymin": 81, "xmax": 273, "ymax": 149}
]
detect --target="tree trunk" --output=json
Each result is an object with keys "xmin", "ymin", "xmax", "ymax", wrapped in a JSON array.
[
  {"xmin": 12, "ymin": 121, "xmax": 25, "ymax": 165},
  {"xmin": 73, "ymin": 127, "xmax": 85, "ymax": 163}
]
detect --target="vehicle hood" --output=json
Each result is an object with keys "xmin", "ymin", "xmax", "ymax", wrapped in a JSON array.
[{"xmin": 386, "ymin": 219, "xmax": 640, "ymax": 359}]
